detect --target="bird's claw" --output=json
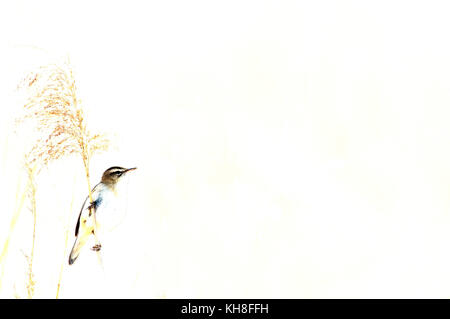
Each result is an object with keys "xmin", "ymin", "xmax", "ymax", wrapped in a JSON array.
[{"xmin": 91, "ymin": 244, "xmax": 102, "ymax": 251}]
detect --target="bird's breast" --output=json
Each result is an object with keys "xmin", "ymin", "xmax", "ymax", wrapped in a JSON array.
[{"xmin": 95, "ymin": 190, "xmax": 129, "ymax": 232}]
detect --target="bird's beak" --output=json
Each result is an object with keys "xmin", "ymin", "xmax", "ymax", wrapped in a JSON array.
[{"xmin": 125, "ymin": 167, "xmax": 137, "ymax": 173}]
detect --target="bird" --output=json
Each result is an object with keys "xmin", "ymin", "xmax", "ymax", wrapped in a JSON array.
[{"xmin": 68, "ymin": 166, "xmax": 137, "ymax": 265}]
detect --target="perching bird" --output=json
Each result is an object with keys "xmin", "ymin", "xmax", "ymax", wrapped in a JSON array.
[{"xmin": 68, "ymin": 166, "xmax": 137, "ymax": 265}]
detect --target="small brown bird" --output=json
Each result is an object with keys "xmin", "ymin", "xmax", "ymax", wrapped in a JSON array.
[{"xmin": 68, "ymin": 166, "xmax": 137, "ymax": 265}]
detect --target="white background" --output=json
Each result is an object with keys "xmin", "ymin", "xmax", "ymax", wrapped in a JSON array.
[{"xmin": 1, "ymin": 0, "xmax": 450, "ymax": 298}]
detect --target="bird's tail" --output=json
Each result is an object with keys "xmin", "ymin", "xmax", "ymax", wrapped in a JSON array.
[{"xmin": 68, "ymin": 234, "xmax": 88, "ymax": 265}]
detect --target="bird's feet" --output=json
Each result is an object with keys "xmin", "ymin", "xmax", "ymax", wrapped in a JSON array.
[{"xmin": 91, "ymin": 244, "xmax": 102, "ymax": 251}]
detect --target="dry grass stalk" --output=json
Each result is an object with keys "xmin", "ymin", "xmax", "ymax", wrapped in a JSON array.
[
  {"xmin": 22, "ymin": 250, "xmax": 35, "ymax": 299},
  {"xmin": 24, "ymin": 160, "xmax": 37, "ymax": 299},
  {"xmin": 0, "ymin": 176, "xmax": 28, "ymax": 292},
  {"xmin": 55, "ymin": 175, "xmax": 76, "ymax": 299},
  {"xmin": 10, "ymin": 59, "xmax": 109, "ymax": 297}
]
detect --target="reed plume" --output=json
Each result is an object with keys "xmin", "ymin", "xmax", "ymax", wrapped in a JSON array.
[{"xmin": 16, "ymin": 60, "xmax": 109, "ymax": 174}]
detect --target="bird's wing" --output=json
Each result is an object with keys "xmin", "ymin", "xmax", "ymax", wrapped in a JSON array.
[{"xmin": 74, "ymin": 183, "xmax": 102, "ymax": 237}]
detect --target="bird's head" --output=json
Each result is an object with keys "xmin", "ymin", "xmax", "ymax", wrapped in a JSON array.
[{"xmin": 101, "ymin": 166, "xmax": 137, "ymax": 186}]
